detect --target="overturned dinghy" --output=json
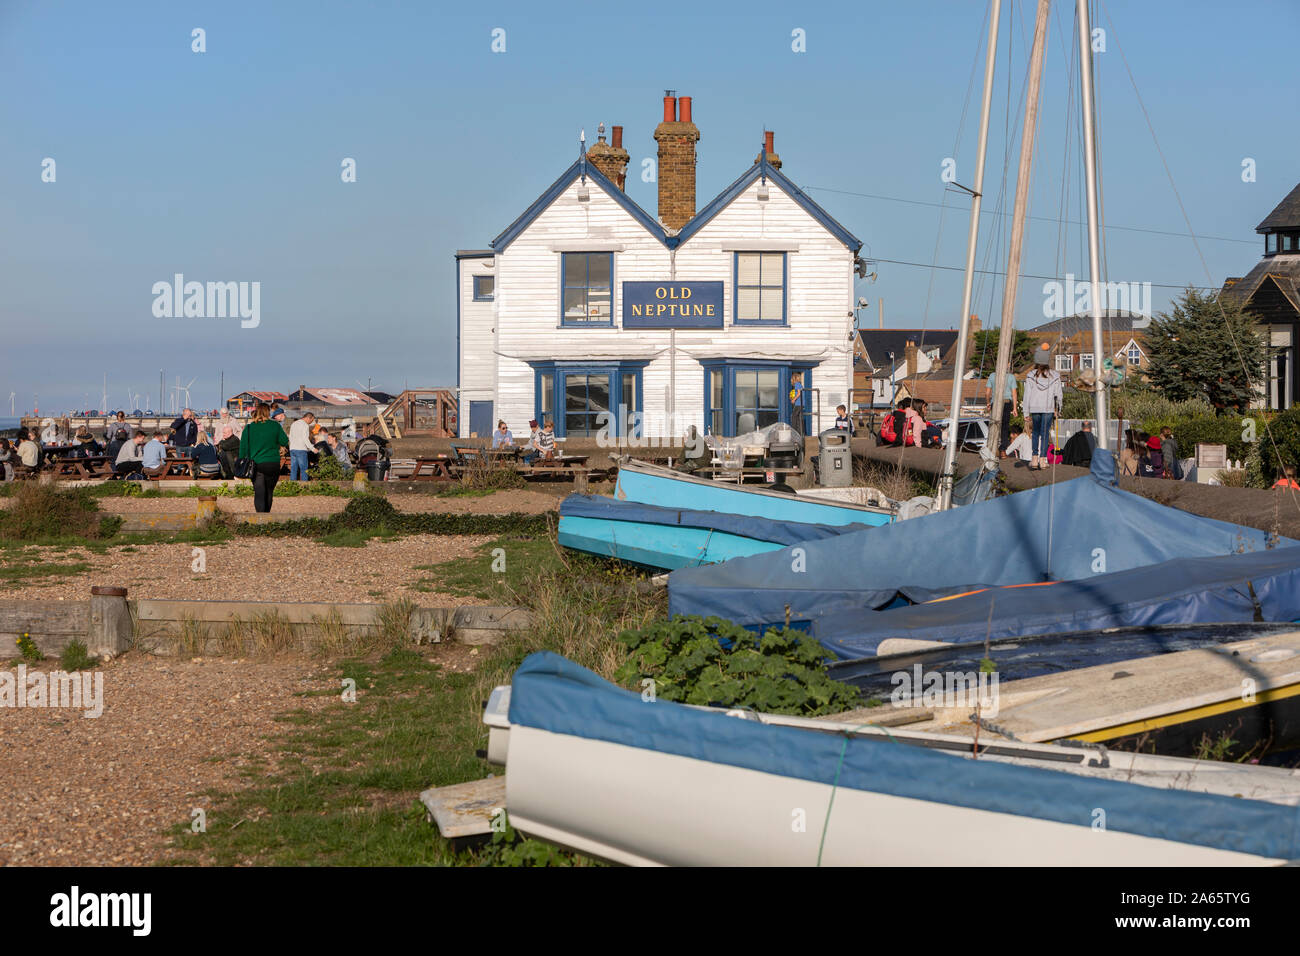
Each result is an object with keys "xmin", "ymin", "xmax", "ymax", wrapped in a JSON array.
[
  {"xmin": 485, "ymin": 653, "xmax": 1300, "ymax": 866},
  {"xmin": 557, "ymin": 495, "xmax": 876, "ymax": 571}
]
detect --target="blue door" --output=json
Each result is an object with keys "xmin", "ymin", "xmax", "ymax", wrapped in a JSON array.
[{"xmin": 468, "ymin": 401, "xmax": 493, "ymax": 439}]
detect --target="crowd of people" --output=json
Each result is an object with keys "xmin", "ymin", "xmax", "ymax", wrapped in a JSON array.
[{"xmin": 0, "ymin": 406, "xmax": 361, "ymax": 510}]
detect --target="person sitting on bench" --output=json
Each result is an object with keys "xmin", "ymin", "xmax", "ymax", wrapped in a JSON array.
[
  {"xmin": 142, "ymin": 430, "xmax": 170, "ymax": 478},
  {"xmin": 534, "ymin": 420, "xmax": 557, "ymax": 461},
  {"xmin": 114, "ymin": 432, "xmax": 148, "ymax": 476},
  {"xmin": 16, "ymin": 428, "xmax": 42, "ymax": 476}
]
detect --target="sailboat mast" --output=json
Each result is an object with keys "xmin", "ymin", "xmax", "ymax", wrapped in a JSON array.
[
  {"xmin": 1077, "ymin": 0, "xmax": 1110, "ymax": 448},
  {"xmin": 938, "ymin": 0, "xmax": 1002, "ymax": 510},
  {"xmin": 989, "ymin": 0, "xmax": 1052, "ymax": 456}
]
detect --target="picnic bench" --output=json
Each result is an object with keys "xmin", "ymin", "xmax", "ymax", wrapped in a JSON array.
[{"xmin": 50, "ymin": 455, "xmax": 111, "ymax": 480}]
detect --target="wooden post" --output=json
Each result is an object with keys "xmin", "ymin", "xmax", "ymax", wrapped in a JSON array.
[
  {"xmin": 89, "ymin": 585, "xmax": 131, "ymax": 657},
  {"xmin": 989, "ymin": 0, "xmax": 1051, "ymax": 455},
  {"xmin": 194, "ymin": 495, "xmax": 217, "ymax": 525},
  {"xmin": 574, "ymin": 470, "xmax": 589, "ymax": 494}
]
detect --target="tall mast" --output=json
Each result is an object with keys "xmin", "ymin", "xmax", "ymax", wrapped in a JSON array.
[
  {"xmin": 937, "ymin": 0, "xmax": 1002, "ymax": 510},
  {"xmin": 989, "ymin": 0, "xmax": 1052, "ymax": 454},
  {"xmin": 1077, "ymin": 0, "xmax": 1110, "ymax": 447}
]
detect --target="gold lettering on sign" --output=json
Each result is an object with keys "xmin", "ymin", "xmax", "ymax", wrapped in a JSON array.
[
  {"xmin": 681, "ymin": 287, "xmax": 692, "ymax": 300},
  {"xmin": 706, "ymin": 305, "xmax": 715, "ymax": 316},
  {"xmin": 655, "ymin": 287, "xmax": 667, "ymax": 299}
]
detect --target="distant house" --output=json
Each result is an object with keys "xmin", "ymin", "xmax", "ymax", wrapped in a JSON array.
[
  {"xmin": 227, "ymin": 390, "xmax": 287, "ymax": 413},
  {"xmin": 1222, "ymin": 181, "xmax": 1300, "ymax": 409},
  {"xmin": 1025, "ymin": 311, "xmax": 1150, "ymax": 376},
  {"xmin": 287, "ymin": 386, "xmax": 375, "ymax": 407},
  {"xmin": 854, "ymin": 328, "xmax": 960, "ymax": 409}
]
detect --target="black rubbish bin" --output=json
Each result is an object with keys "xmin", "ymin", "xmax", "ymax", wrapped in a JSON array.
[{"xmin": 366, "ymin": 459, "xmax": 389, "ymax": 482}]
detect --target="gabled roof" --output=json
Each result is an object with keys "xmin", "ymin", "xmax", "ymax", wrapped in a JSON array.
[
  {"xmin": 1257, "ymin": 183, "xmax": 1300, "ymax": 233},
  {"xmin": 673, "ymin": 157, "xmax": 862, "ymax": 252},
  {"xmin": 1221, "ymin": 254, "xmax": 1300, "ymax": 315},
  {"xmin": 857, "ymin": 329, "xmax": 958, "ymax": 370},
  {"xmin": 487, "ymin": 152, "xmax": 861, "ymax": 254},
  {"xmin": 491, "ymin": 157, "xmax": 668, "ymax": 251},
  {"xmin": 1027, "ymin": 310, "xmax": 1149, "ymax": 337},
  {"xmin": 290, "ymin": 387, "xmax": 374, "ymax": 405}
]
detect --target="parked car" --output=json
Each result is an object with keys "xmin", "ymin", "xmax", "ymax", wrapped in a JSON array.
[
  {"xmin": 935, "ymin": 417, "xmax": 990, "ymax": 452},
  {"xmin": 132, "ymin": 408, "xmax": 144, "ymax": 416}
]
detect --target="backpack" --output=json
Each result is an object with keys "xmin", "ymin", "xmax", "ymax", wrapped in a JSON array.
[{"xmin": 878, "ymin": 409, "xmax": 913, "ymax": 447}]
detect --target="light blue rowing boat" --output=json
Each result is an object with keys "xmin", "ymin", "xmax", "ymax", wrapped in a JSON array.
[
  {"xmin": 613, "ymin": 459, "xmax": 894, "ymax": 528},
  {"xmin": 557, "ymin": 494, "xmax": 873, "ymax": 571}
]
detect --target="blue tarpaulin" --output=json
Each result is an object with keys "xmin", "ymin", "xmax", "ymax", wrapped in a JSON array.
[
  {"xmin": 509, "ymin": 651, "xmax": 1300, "ymax": 861},
  {"xmin": 559, "ymin": 494, "xmax": 875, "ymax": 546},
  {"xmin": 814, "ymin": 545, "xmax": 1300, "ymax": 659},
  {"xmin": 668, "ymin": 449, "xmax": 1292, "ymax": 633}
]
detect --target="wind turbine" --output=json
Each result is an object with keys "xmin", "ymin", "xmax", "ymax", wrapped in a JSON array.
[
  {"xmin": 8, "ymin": 392, "xmax": 14, "ymax": 416},
  {"xmin": 181, "ymin": 377, "xmax": 197, "ymax": 410}
]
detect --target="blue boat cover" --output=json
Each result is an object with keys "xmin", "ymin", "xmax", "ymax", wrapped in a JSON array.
[
  {"xmin": 509, "ymin": 652, "xmax": 1300, "ymax": 861},
  {"xmin": 559, "ymin": 494, "xmax": 875, "ymax": 546},
  {"xmin": 668, "ymin": 449, "xmax": 1293, "ymax": 631},
  {"xmin": 815, "ymin": 545, "xmax": 1300, "ymax": 659}
]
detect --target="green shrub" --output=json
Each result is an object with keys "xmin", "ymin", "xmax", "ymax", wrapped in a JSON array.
[
  {"xmin": 1167, "ymin": 416, "xmax": 1254, "ymax": 464},
  {"xmin": 614, "ymin": 615, "xmax": 861, "ymax": 717},
  {"xmin": 0, "ymin": 483, "xmax": 115, "ymax": 541},
  {"xmin": 1244, "ymin": 406, "xmax": 1300, "ymax": 488},
  {"xmin": 308, "ymin": 455, "xmax": 353, "ymax": 481},
  {"xmin": 60, "ymin": 639, "xmax": 96, "ymax": 671},
  {"xmin": 337, "ymin": 493, "xmax": 399, "ymax": 529}
]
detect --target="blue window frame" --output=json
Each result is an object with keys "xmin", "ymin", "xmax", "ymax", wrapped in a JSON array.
[
  {"xmin": 701, "ymin": 359, "xmax": 816, "ymax": 436},
  {"xmin": 561, "ymin": 252, "xmax": 613, "ymax": 326},
  {"xmin": 733, "ymin": 252, "xmax": 787, "ymax": 325},
  {"xmin": 472, "ymin": 275, "xmax": 494, "ymax": 301},
  {"xmin": 531, "ymin": 361, "xmax": 646, "ymax": 438}
]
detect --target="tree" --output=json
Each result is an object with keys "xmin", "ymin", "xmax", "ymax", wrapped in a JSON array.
[
  {"xmin": 1144, "ymin": 287, "xmax": 1266, "ymax": 414},
  {"xmin": 968, "ymin": 329, "xmax": 1036, "ymax": 377}
]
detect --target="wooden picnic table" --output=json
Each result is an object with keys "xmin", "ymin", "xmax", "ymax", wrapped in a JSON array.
[
  {"xmin": 156, "ymin": 447, "xmax": 197, "ymax": 479},
  {"xmin": 50, "ymin": 455, "xmax": 110, "ymax": 479},
  {"xmin": 408, "ymin": 456, "xmax": 454, "ymax": 480}
]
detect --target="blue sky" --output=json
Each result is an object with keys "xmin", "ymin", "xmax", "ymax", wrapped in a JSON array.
[{"xmin": 1, "ymin": 0, "xmax": 1296, "ymax": 414}]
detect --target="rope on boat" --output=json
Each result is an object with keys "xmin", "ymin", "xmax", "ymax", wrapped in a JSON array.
[{"xmin": 817, "ymin": 721, "xmax": 897, "ymax": 867}]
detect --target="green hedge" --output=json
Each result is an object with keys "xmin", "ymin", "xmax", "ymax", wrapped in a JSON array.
[{"xmin": 1245, "ymin": 406, "xmax": 1300, "ymax": 488}]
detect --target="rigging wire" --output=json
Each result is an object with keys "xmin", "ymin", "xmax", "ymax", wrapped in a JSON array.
[{"xmin": 1097, "ymin": 0, "xmax": 1299, "ymax": 518}]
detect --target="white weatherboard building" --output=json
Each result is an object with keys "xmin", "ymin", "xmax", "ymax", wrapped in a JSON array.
[{"xmin": 455, "ymin": 96, "xmax": 864, "ymax": 442}]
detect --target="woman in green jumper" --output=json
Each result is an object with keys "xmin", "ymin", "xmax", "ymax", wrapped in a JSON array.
[{"xmin": 239, "ymin": 403, "xmax": 290, "ymax": 513}]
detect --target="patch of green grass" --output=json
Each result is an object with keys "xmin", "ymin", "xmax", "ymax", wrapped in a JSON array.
[
  {"xmin": 315, "ymin": 525, "xmax": 402, "ymax": 548},
  {"xmin": 0, "ymin": 559, "xmax": 91, "ymax": 585},
  {"xmin": 160, "ymin": 540, "xmax": 663, "ymax": 867},
  {"xmin": 421, "ymin": 535, "xmax": 562, "ymax": 600}
]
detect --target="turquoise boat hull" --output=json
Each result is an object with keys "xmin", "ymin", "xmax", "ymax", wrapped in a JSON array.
[
  {"xmin": 614, "ymin": 460, "xmax": 892, "ymax": 528},
  {"xmin": 558, "ymin": 515, "xmax": 788, "ymax": 570}
]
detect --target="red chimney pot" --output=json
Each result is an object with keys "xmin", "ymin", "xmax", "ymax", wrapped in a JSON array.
[
  {"xmin": 611, "ymin": 125, "xmax": 623, "ymax": 149},
  {"xmin": 662, "ymin": 96, "xmax": 677, "ymax": 123},
  {"xmin": 679, "ymin": 96, "xmax": 692, "ymax": 124},
  {"xmin": 764, "ymin": 130, "xmax": 774, "ymax": 154}
]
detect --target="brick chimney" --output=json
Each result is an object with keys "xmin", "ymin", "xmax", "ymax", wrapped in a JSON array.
[
  {"xmin": 654, "ymin": 93, "xmax": 699, "ymax": 231},
  {"xmin": 586, "ymin": 123, "xmax": 630, "ymax": 190},
  {"xmin": 905, "ymin": 340, "xmax": 918, "ymax": 379},
  {"xmin": 753, "ymin": 130, "xmax": 782, "ymax": 170}
]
